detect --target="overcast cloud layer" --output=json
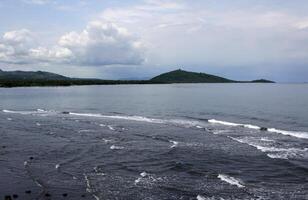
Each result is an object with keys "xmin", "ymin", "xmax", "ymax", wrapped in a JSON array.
[{"xmin": 0, "ymin": 0, "xmax": 308, "ymax": 82}]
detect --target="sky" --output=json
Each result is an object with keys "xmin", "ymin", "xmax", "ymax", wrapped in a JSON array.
[{"xmin": 0, "ymin": 0, "xmax": 308, "ymax": 82}]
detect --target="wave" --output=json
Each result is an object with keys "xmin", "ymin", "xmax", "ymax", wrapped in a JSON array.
[
  {"xmin": 209, "ymin": 119, "xmax": 260, "ymax": 130},
  {"xmin": 2, "ymin": 109, "xmax": 52, "ymax": 115},
  {"xmin": 78, "ymin": 129, "xmax": 96, "ymax": 133},
  {"xmin": 110, "ymin": 145, "xmax": 124, "ymax": 150},
  {"xmin": 267, "ymin": 128, "xmax": 308, "ymax": 139},
  {"xmin": 229, "ymin": 136, "xmax": 308, "ymax": 159},
  {"xmin": 3, "ymin": 109, "xmax": 36, "ymax": 115},
  {"xmin": 169, "ymin": 140, "xmax": 179, "ymax": 148},
  {"xmin": 69, "ymin": 112, "xmax": 164, "ymax": 124},
  {"xmin": 102, "ymin": 138, "xmax": 113, "ymax": 143},
  {"xmin": 209, "ymin": 119, "xmax": 308, "ymax": 139},
  {"xmin": 135, "ymin": 171, "xmax": 149, "ymax": 185},
  {"xmin": 84, "ymin": 174, "xmax": 100, "ymax": 200},
  {"xmin": 196, "ymin": 195, "xmax": 207, "ymax": 200},
  {"xmin": 196, "ymin": 195, "xmax": 222, "ymax": 200},
  {"xmin": 107, "ymin": 125, "xmax": 115, "ymax": 131},
  {"xmin": 260, "ymin": 137, "xmax": 275, "ymax": 142},
  {"xmin": 4, "ymin": 109, "xmax": 307, "ymax": 140},
  {"xmin": 69, "ymin": 112, "xmax": 209, "ymax": 130},
  {"xmin": 217, "ymin": 174, "xmax": 245, "ymax": 188},
  {"xmin": 55, "ymin": 164, "xmax": 60, "ymax": 169}
]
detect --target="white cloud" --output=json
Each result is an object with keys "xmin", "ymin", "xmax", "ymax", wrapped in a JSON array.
[
  {"xmin": 2, "ymin": 0, "xmax": 308, "ymax": 71},
  {"xmin": 57, "ymin": 21, "xmax": 144, "ymax": 66},
  {"xmin": 0, "ymin": 29, "xmax": 36, "ymax": 64},
  {"xmin": 295, "ymin": 20, "xmax": 308, "ymax": 30},
  {"xmin": 0, "ymin": 22, "xmax": 144, "ymax": 66},
  {"xmin": 22, "ymin": 0, "xmax": 51, "ymax": 5},
  {"xmin": 99, "ymin": 1, "xmax": 308, "ymax": 67}
]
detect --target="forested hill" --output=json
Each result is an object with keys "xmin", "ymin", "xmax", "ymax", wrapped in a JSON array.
[{"xmin": 151, "ymin": 69, "xmax": 235, "ymax": 83}]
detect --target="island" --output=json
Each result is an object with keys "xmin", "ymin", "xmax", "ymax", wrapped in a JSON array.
[{"xmin": 0, "ymin": 68, "xmax": 274, "ymax": 87}]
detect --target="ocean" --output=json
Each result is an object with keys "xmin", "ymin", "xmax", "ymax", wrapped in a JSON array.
[{"xmin": 0, "ymin": 84, "xmax": 307, "ymax": 199}]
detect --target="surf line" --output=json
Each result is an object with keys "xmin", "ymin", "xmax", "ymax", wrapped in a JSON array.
[{"xmin": 208, "ymin": 119, "xmax": 308, "ymax": 139}]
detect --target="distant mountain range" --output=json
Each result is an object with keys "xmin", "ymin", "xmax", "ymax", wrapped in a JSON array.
[{"xmin": 0, "ymin": 68, "xmax": 274, "ymax": 87}]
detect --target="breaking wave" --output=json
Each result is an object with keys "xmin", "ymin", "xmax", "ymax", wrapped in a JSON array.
[
  {"xmin": 2, "ymin": 109, "xmax": 54, "ymax": 116},
  {"xmin": 169, "ymin": 140, "xmax": 179, "ymax": 148},
  {"xmin": 229, "ymin": 136, "xmax": 308, "ymax": 159},
  {"xmin": 217, "ymin": 174, "xmax": 245, "ymax": 188},
  {"xmin": 69, "ymin": 112, "xmax": 164, "ymax": 124},
  {"xmin": 110, "ymin": 145, "xmax": 124, "ymax": 150},
  {"xmin": 209, "ymin": 119, "xmax": 308, "ymax": 139},
  {"xmin": 3, "ymin": 109, "xmax": 307, "ymax": 140}
]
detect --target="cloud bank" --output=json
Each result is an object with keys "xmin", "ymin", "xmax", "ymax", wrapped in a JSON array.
[{"xmin": 0, "ymin": 21, "xmax": 144, "ymax": 66}]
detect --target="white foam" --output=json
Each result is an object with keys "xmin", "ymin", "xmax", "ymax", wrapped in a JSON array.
[
  {"xmin": 134, "ymin": 172, "xmax": 151, "ymax": 185},
  {"xmin": 70, "ymin": 112, "xmax": 163, "ymax": 124},
  {"xmin": 267, "ymin": 154, "xmax": 288, "ymax": 159},
  {"xmin": 268, "ymin": 128, "xmax": 308, "ymax": 139},
  {"xmin": 7, "ymin": 118, "xmax": 12, "ymax": 121},
  {"xmin": 217, "ymin": 174, "xmax": 245, "ymax": 188},
  {"xmin": 110, "ymin": 145, "xmax": 124, "ymax": 150},
  {"xmin": 107, "ymin": 125, "xmax": 115, "ymax": 131},
  {"xmin": 167, "ymin": 119, "xmax": 203, "ymax": 128},
  {"xmin": 140, "ymin": 172, "xmax": 148, "ymax": 177},
  {"xmin": 69, "ymin": 112, "xmax": 208, "ymax": 129},
  {"xmin": 84, "ymin": 174, "xmax": 92, "ymax": 193},
  {"xmin": 209, "ymin": 119, "xmax": 260, "ymax": 129},
  {"xmin": 229, "ymin": 136, "xmax": 308, "ymax": 159},
  {"xmin": 212, "ymin": 130, "xmax": 230, "ymax": 135},
  {"xmin": 260, "ymin": 138, "xmax": 275, "ymax": 142},
  {"xmin": 3, "ymin": 109, "xmax": 17, "ymax": 113},
  {"xmin": 3, "ymin": 109, "xmax": 52, "ymax": 115},
  {"xmin": 34, "ymin": 180, "xmax": 43, "ymax": 188},
  {"xmin": 55, "ymin": 164, "xmax": 60, "ymax": 169},
  {"xmin": 134, "ymin": 177, "xmax": 142, "ymax": 184},
  {"xmin": 102, "ymin": 138, "xmax": 113, "ymax": 143},
  {"xmin": 84, "ymin": 174, "xmax": 100, "ymax": 200},
  {"xmin": 36, "ymin": 123, "xmax": 41, "ymax": 126},
  {"xmin": 196, "ymin": 195, "xmax": 206, "ymax": 200},
  {"xmin": 169, "ymin": 140, "xmax": 179, "ymax": 148},
  {"xmin": 209, "ymin": 119, "xmax": 242, "ymax": 127},
  {"xmin": 209, "ymin": 119, "xmax": 308, "ymax": 140},
  {"xmin": 78, "ymin": 129, "xmax": 95, "ymax": 133},
  {"xmin": 243, "ymin": 124, "xmax": 260, "ymax": 130}
]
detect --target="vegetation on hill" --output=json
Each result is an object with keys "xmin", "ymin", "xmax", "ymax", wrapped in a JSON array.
[
  {"xmin": 151, "ymin": 69, "xmax": 235, "ymax": 83},
  {"xmin": 251, "ymin": 79, "xmax": 275, "ymax": 83},
  {"xmin": 0, "ymin": 69, "xmax": 68, "ymax": 80}
]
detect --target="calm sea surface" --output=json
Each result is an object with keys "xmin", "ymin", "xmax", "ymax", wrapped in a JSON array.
[{"xmin": 0, "ymin": 84, "xmax": 307, "ymax": 199}]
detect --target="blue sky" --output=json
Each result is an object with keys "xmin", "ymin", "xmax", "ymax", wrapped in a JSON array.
[{"xmin": 0, "ymin": 0, "xmax": 308, "ymax": 82}]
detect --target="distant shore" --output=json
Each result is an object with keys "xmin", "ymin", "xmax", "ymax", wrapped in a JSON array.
[
  {"xmin": 0, "ymin": 80, "xmax": 277, "ymax": 88},
  {"xmin": 0, "ymin": 69, "xmax": 274, "ymax": 87}
]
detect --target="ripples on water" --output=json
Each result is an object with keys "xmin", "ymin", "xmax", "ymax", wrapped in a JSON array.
[{"xmin": 0, "ymin": 109, "xmax": 308, "ymax": 199}]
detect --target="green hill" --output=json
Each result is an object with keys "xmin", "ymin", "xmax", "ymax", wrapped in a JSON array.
[
  {"xmin": 0, "ymin": 69, "xmax": 69, "ymax": 80},
  {"xmin": 251, "ymin": 79, "xmax": 275, "ymax": 83},
  {"xmin": 151, "ymin": 69, "xmax": 235, "ymax": 83}
]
